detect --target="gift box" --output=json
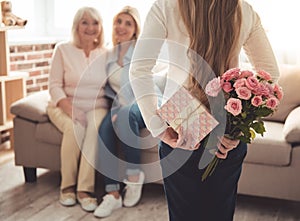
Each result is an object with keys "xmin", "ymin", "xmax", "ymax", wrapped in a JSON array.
[{"xmin": 157, "ymin": 86, "xmax": 219, "ymax": 148}]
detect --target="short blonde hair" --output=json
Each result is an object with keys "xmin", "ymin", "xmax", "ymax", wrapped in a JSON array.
[
  {"xmin": 71, "ymin": 7, "xmax": 104, "ymax": 48},
  {"xmin": 112, "ymin": 6, "xmax": 141, "ymax": 46}
]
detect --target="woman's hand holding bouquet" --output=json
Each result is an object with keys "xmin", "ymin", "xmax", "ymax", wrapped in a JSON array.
[{"xmin": 202, "ymin": 68, "xmax": 283, "ymax": 181}]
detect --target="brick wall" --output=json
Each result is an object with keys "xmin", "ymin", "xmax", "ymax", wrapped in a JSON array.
[{"xmin": 9, "ymin": 42, "xmax": 57, "ymax": 95}]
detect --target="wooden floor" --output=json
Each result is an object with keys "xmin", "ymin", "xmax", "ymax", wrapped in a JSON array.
[{"xmin": 1, "ymin": 149, "xmax": 300, "ymax": 221}]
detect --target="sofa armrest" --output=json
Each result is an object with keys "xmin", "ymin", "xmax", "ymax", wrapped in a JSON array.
[
  {"xmin": 283, "ymin": 106, "xmax": 300, "ymax": 143},
  {"xmin": 10, "ymin": 90, "xmax": 50, "ymax": 123}
]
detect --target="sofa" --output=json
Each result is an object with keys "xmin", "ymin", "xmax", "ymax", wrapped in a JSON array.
[
  {"xmin": 10, "ymin": 65, "xmax": 300, "ymax": 202},
  {"xmin": 10, "ymin": 90, "xmax": 164, "ymax": 184}
]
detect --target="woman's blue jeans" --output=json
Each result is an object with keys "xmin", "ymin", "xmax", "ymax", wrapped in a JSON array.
[{"xmin": 97, "ymin": 103, "xmax": 146, "ymax": 192}]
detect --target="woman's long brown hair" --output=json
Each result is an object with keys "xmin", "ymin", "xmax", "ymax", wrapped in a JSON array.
[{"xmin": 178, "ymin": 0, "xmax": 242, "ymax": 107}]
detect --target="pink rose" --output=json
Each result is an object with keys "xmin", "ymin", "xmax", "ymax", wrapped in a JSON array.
[
  {"xmin": 222, "ymin": 81, "xmax": 233, "ymax": 93},
  {"xmin": 251, "ymin": 96, "xmax": 263, "ymax": 107},
  {"xmin": 233, "ymin": 78, "xmax": 246, "ymax": 88},
  {"xmin": 205, "ymin": 77, "xmax": 222, "ymax": 97},
  {"xmin": 257, "ymin": 70, "xmax": 272, "ymax": 81},
  {"xmin": 239, "ymin": 70, "xmax": 254, "ymax": 79},
  {"xmin": 236, "ymin": 87, "xmax": 252, "ymax": 100},
  {"xmin": 273, "ymin": 84, "xmax": 284, "ymax": 100},
  {"xmin": 252, "ymin": 83, "xmax": 269, "ymax": 96},
  {"xmin": 266, "ymin": 97, "xmax": 279, "ymax": 109},
  {"xmin": 222, "ymin": 68, "xmax": 240, "ymax": 81},
  {"xmin": 265, "ymin": 83, "xmax": 274, "ymax": 97},
  {"xmin": 225, "ymin": 98, "xmax": 242, "ymax": 116},
  {"xmin": 245, "ymin": 76, "xmax": 259, "ymax": 90}
]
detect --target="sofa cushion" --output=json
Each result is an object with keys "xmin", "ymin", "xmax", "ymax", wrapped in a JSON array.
[
  {"xmin": 265, "ymin": 66, "xmax": 300, "ymax": 122},
  {"xmin": 245, "ymin": 121, "xmax": 292, "ymax": 166},
  {"xmin": 10, "ymin": 90, "xmax": 50, "ymax": 123},
  {"xmin": 283, "ymin": 106, "xmax": 300, "ymax": 143},
  {"xmin": 36, "ymin": 122, "xmax": 62, "ymax": 145}
]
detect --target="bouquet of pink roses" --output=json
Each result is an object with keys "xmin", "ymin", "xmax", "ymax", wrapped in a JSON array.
[{"xmin": 202, "ymin": 68, "xmax": 283, "ymax": 181}]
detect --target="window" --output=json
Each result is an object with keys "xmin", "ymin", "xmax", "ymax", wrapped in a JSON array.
[
  {"xmin": 7, "ymin": 0, "xmax": 300, "ymax": 64},
  {"xmin": 7, "ymin": 0, "xmax": 36, "ymax": 41},
  {"xmin": 8, "ymin": 0, "xmax": 155, "ymax": 44},
  {"xmin": 246, "ymin": 0, "xmax": 300, "ymax": 64}
]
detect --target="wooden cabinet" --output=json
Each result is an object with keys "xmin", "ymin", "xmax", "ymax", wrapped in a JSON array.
[
  {"xmin": 0, "ymin": 30, "xmax": 9, "ymax": 76},
  {"xmin": 0, "ymin": 0, "xmax": 26, "ymax": 147},
  {"xmin": 0, "ymin": 31, "xmax": 26, "ymax": 126},
  {"xmin": 0, "ymin": 75, "xmax": 26, "ymax": 125}
]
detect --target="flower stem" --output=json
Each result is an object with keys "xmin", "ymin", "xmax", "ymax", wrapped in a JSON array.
[
  {"xmin": 201, "ymin": 156, "xmax": 219, "ymax": 181},
  {"xmin": 209, "ymin": 157, "xmax": 219, "ymax": 177}
]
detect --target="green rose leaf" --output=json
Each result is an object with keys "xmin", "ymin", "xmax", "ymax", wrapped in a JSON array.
[{"xmin": 251, "ymin": 122, "xmax": 266, "ymax": 135}]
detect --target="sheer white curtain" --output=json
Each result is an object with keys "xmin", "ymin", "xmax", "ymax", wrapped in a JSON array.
[{"xmin": 246, "ymin": 0, "xmax": 300, "ymax": 64}]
